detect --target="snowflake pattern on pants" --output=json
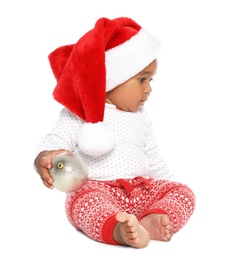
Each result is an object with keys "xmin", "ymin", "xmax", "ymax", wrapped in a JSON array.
[{"xmin": 65, "ymin": 177, "xmax": 195, "ymax": 244}]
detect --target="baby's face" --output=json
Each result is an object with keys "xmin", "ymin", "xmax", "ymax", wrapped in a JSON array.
[{"xmin": 106, "ymin": 59, "xmax": 157, "ymax": 112}]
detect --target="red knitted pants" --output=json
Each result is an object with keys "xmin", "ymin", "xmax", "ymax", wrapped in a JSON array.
[{"xmin": 65, "ymin": 177, "xmax": 195, "ymax": 244}]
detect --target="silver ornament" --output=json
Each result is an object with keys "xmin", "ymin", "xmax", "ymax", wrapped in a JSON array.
[{"xmin": 49, "ymin": 152, "xmax": 88, "ymax": 192}]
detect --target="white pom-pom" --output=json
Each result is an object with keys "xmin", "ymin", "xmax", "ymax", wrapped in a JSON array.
[{"xmin": 78, "ymin": 122, "xmax": 116, "ymax": 157}]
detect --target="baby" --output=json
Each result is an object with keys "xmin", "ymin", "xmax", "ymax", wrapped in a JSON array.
[{"xmin": 34, "ymin": 17, "xmax": 196, "ymax": 248}]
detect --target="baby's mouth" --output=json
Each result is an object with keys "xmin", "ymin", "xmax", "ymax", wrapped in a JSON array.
[{"xmin": 139, "ymin": 99, "xmax": 146, "ymax": 105}]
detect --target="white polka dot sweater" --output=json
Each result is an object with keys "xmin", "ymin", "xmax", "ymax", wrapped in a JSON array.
[{"xmin": 35, "ymin": 104, "xmax": 174, "ymax": 181}]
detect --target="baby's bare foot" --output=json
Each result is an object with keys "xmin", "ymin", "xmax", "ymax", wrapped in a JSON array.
[
  {"xmin": 113, "ymin": 212, "xmax": 150, "ymax": 248},
  {"xmin": 139, "ymin": 214, "xmax": 173, "ymax": 241}
]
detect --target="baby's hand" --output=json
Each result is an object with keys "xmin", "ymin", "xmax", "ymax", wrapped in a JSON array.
[{"xmin": 34, "ymin": 149, "xmax": 69, "ymax": 189}]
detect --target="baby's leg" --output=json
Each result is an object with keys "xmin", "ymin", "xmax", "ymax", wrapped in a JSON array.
[
  {"xmin": 113, "ymin": 212, "xmax": 150, "ymax": 248},
  {"xmin": 139, "ymin": 214, "xmax": 173, "ymax": 241}
]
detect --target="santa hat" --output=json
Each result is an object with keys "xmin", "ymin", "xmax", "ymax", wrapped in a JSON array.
[{"xmin": 48, "ymin": 17, "xmax": 161, "ymax": 157}]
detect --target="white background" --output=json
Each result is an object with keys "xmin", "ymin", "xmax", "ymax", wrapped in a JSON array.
[{"xmin": 1, "ymin": 0, "xmax": 227, "ymax": 259}]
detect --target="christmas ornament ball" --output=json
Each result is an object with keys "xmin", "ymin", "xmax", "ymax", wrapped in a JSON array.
[{"xmin": 49, "ymin": 152, "xmax": 88, "ymax": 192}]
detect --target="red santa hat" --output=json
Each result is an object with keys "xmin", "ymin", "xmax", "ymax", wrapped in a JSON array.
[{"xmin": 48, "ymin": 17, "xmax": 161, "ymax": 157}]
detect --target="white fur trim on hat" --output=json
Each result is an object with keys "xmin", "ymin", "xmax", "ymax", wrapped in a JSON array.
[
  {"xmin": 105, "ymin": 28, "xmax": 161, "ymax": 92},
  {"xmin": 78, "ymin": 122, "xmax": 116, "ymax": 157}
]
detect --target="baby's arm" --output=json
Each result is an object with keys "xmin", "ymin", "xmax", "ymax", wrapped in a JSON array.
[
  {"xmin": 34, "ymin": 149, "xmax": 68, "ymax": 189},
  {"xmin": 34, "ymin": 108, "xmax": 82, "ymax": 188},
  {"xmin": 145, "ymin": 113, "xmax": 174, "ymax": 180}
]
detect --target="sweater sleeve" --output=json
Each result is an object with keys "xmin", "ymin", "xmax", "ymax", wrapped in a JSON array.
[
  {"xmin": 34, "ymin": 108, "xmax": 82, "ymax": 157},
  {"xmin": 145, "ymin": 113, "xmax": 175, "ymax": 180}
]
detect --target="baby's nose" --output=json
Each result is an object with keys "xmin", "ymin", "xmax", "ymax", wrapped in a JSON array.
[{"xmin": 145, "ymin": 85, "xmax": 152, "ymax": 94}]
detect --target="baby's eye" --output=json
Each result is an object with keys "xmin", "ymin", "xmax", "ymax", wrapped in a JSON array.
[
  {"xmin": 149, "ymin": 78, "xmax": 154, "ymax": 82},
  {"xmin": 139, "ymin": 78, "xmax": 146, "ymax": 83}
]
